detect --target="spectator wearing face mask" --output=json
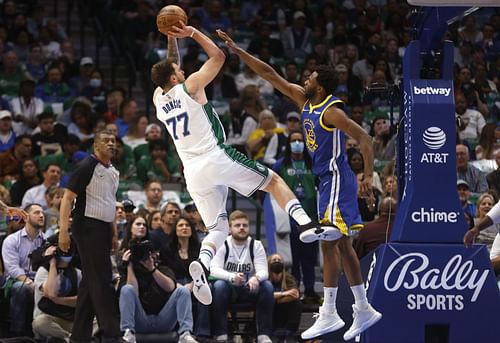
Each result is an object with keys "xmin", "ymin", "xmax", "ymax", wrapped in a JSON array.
[
  {"xmin": 267, "ymin": 253, "xmax": 302, "ymax": 338},
  {"xmin": 271, "ymin": 130, "xmax": 320, "ymax": 304},
  {"xmin": 81, "ymin": 69, "xmax": 108, "ymax": 114}
]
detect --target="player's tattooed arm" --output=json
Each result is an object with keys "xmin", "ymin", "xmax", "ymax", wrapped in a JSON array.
[{"xmin": 167, "ymin": 36, "xmax": 180, "ymax": 65}]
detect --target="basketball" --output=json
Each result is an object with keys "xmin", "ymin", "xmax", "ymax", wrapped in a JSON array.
[{"xmin": 157, "ymin": 5, "xmax": 188, "ymax": 36}]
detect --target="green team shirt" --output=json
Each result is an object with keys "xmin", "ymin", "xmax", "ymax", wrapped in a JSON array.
[{"xmin": 277, "ymin": 160, "xmax": 317, "ymax": 218}]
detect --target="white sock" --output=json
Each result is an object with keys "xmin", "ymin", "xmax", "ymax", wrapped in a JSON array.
[
  {"xmin": 322, "ymin": 287, "xmax": 337, "ymax": 310},
  {"xmin": 199, "ymin": 245, "xmax": 215, "ymax": 269},
  {"xmin": 285, "ymin": 199, "xmax": 311, "ymax": 226},
  {"xmin": 198, "ymin": 216, "xmax": 230, "ymax": 269},
  {"xmin": 351, "ymin": 284, "xmax": 369, "ymax": 309}
]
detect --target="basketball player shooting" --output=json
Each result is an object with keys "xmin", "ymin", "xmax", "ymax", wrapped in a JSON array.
[
  {"xmin": 151, "ymin": 10, "xmax": 343, "ymax": 305},
  {"xmin": 218, "ymin": 29, "xmax": 382, "ymax": 339}
]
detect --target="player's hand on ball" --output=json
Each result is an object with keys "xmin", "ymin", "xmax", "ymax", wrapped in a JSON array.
[{"xmin": 167, "ymin": 21, "xmax": 194, "ymax": 38}]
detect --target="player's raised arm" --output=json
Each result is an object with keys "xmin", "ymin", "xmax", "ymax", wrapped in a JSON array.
[
  {"xmin": 168, "ymin": 21, "xmax": 225, "ymax": 94},
  {"xmin": 167, "ymin": 36, "xmax": 181, "ymax": 66},
  {"xmin": 217, "ymin": 29, "xmax": 306, "ymax": 109}
]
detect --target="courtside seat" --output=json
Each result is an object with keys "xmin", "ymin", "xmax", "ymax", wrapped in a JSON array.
[{"xmin": 227, "ymin": 303, "xmax": 256, "ymax": 340}]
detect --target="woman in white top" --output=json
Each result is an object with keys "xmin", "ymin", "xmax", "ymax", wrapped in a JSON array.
[{"xmin": 474, "ymin": 193, "xmax": 500, "ymax": 251}]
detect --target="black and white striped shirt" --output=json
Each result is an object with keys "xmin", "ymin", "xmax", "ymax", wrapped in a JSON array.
[{"xmin": 67, "ymin": 156, "xmax": 119, "ymax": 223}]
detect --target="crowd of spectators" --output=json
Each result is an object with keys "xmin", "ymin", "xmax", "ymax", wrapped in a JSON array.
[{"xmin": 0, "ymin": 0, "xmax": 500, "ymax": 341}]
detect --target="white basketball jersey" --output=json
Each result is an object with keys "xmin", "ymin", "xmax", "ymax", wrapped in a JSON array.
[{"xmin": 154, "ymin": 84, "xmax": 226, "ymax": 161}]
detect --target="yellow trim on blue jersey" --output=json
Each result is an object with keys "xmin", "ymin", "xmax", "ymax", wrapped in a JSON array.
[
  {"xmin": 309, "ymin": 95, "xmax": 332, "ymax": 111},
  {"xmin": 319, "ymin": 100, "xmax": 345, "ymax": 132},
  {"xmin": 350, "ymin": 224, "xmax": 364, "ymax": 231},
  {"xmin": 320, "ymin": 208, "xmax": 331, "ymax": 225},
  {"xmin": 335, "ymin": 207, "xmax": 349, "ymax": 236},
  {"xmin": 319, "ymin": 207, "xmax": 349, "ymax": 236}
]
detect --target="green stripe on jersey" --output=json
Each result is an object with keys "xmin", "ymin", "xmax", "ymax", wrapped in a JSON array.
[
  {"xmin": 203, "ymin": 104, "xmax": 225, "ymax": 144},
  {"xmin": 180, "ymin": 83, "xmax": 225, "ymax": 144},
  {"xmin": 220, "ymin": 144, "xmax": 269, "ymax": 178}
]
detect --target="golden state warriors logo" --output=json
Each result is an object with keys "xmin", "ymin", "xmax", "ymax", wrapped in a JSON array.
[{"xmin": 303, "ymin": 119, "xmax": 318, "ymax": 152}]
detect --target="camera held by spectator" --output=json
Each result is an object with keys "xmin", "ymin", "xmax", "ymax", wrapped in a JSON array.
[{"xmin": 129, "ymin": 239, "xmax": 155, "ymax": 266}]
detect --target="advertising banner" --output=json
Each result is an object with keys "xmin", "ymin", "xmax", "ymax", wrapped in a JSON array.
[
  {"xmin": 391, "ymin": 41, "xmax": 468, "ymax": 243},
  {"xmin": 359, "ymin": 243, "xmax": 500, "ymax": 343},
  {"xmin": 354, "ymin": 40, "xmax": 500, "ymax": 343}
]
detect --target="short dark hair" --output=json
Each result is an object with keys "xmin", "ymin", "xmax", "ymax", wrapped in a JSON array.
[
  {"xmin": 145, "ymin": 180, "xmax": 162, "ymax": 190},
  {"xmin": 148, "ymin": 139, "xmax": 167, "ymax": 152},
  {"xmin": 15, "ymin": 134, "xmax": 31, "ymax": 146},
  {"xmin": 43, "ymin": 162, "xmax": 61, "ymax": 172},
  {"xmin": 315, "ymin": 65, "xmax": 338, "ymax": 94},
  {"xmin": 24, "ymin": 203, "xmax": 43, "ymax": 212},
  {"xmin": 94, "ymin": 129, "xmax": 116, "ymax": 142},
  {"xmin": 63, "ymin": 134, "xmax": 80, "ymax": 146},
  {"xmin": 37, "ymin": 111, "xmax": 55, "ymax": 122},
  {"xmin": 151, "ymin": 58, "xmax": 176, "ymax": 88}
]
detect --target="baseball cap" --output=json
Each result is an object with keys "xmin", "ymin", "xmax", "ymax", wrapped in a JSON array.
[
  {"xmin": 457, "ymin": 179, "xmax": 469, "ymax": 189},
  {"xmin": 286, "ymin": 111, "xmax": 301, "ymax": 121},
  {"xmin": 122, "ymin": 199, "xmax": 136, "ymax": 212},
  {"xmin": 0, "ymin": 110, "xmax": 12, "ymax": 120},
  {"xmin": 293, "ymin": 11, "xmax": 306, "ymax": 20},
  {"xmin": 80, "ymin": 57, "xmax": 94, "ymax": 66}
]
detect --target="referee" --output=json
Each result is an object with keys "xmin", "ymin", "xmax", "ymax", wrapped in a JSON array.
[{"xmin": 59, "ymin": 129, "xmax": 121, "ymax": 343}]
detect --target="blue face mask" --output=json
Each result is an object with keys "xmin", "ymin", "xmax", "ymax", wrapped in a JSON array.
[
  {"xmin": 89, "ymin": 78, "xmax": 102, "ymax": 88},
  {"xmin": 290, "ymin": 140, "xmax": 304, "ymax": 153}
]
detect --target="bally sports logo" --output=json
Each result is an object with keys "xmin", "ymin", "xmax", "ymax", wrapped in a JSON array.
[
  {"xmin": 384, "ymin": 253, "xmax": 488, "ymax": 311},
  {"xmin": 421, "ymin": 127, "xmax": 449, "ymax": 163}
]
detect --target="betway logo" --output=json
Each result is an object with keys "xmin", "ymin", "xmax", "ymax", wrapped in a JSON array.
[
  {"xmin": 413, "ymin": 86, "xmax": 451, "ymax": 97},
  {"xmin": 411, "ymin": 208, "xmax": 459, "ymax": 223},
  {"xmin": 384, "ymin": 253, "xmax": 488, "ymax": 302}
]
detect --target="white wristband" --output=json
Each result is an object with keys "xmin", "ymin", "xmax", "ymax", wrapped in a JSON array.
[{"xmin": 190, "ymin": 29, "xmax": 195, "ymax": 38}]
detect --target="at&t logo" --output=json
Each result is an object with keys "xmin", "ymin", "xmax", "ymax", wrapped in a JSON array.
[{"xmin": 420, "ymin": 127, "xmax": 449, "ymax": 164}]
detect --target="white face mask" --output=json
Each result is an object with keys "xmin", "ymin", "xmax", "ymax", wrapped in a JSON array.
[
  {"xmin": 89, "ymin": 78, "xmax": 102, "ymax": 88},
  {"xmin": 290, "ymin": 140, "xmax": 304, "ymax": 153}
]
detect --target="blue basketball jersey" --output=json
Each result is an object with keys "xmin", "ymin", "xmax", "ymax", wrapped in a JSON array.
[
  {"xmin": 302, "ymin": 94, "xmax": 363, "ymax": 233},
  {"xmin": 302, "ymin": 95, "xmax": 348, "ymax": 176}
]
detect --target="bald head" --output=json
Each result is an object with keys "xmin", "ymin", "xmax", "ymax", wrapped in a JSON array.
[{"xmin": 379, "ymin": 197, "xmax": 397, "ymax": 216}]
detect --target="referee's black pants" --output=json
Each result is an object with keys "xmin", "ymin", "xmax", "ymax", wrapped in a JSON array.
[{"xmin": 71, "ymin": 217, "xmax": 121, "ymax": 342}]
